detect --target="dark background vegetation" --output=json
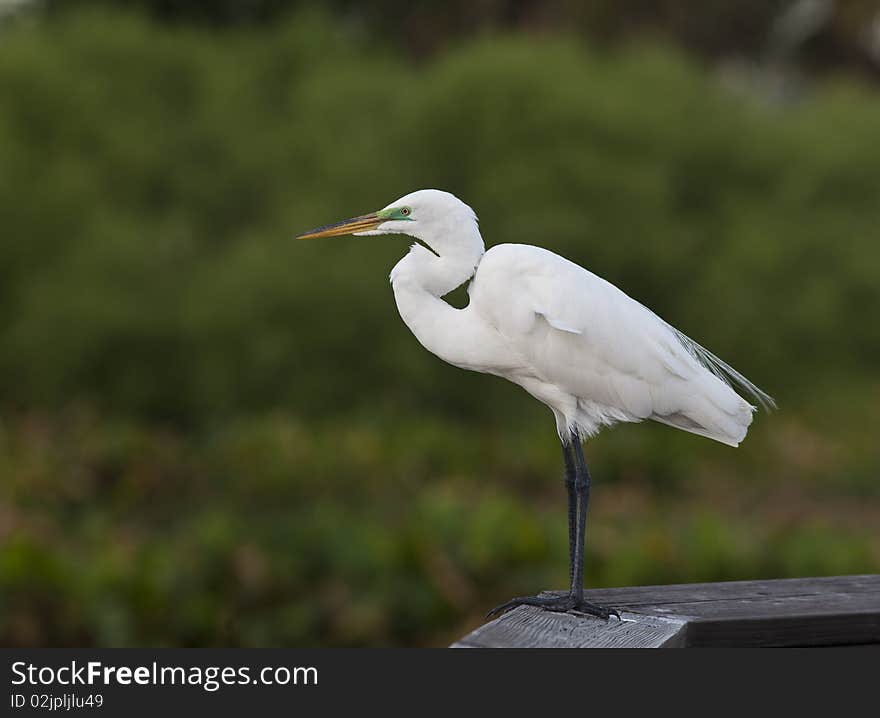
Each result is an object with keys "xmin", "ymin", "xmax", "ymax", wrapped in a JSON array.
[{"xmin": 1, "ymin": 0, "xmax": 878, "ymax": 646}]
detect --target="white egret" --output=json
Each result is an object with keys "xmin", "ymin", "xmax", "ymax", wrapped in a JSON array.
[{"xmin": 297, "ymin": 189, "xmax": 773, "ymax": 620}]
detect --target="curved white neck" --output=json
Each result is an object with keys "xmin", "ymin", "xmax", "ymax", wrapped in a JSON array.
[
  {"xmin": 390, "ymin": 219, "xmax": 485, "ymax": 296},
  {"xmin": 389, "ymin": 226, "xmax": 486, "ymax": 367}
]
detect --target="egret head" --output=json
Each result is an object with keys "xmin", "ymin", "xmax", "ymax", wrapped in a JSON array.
[{"xmin": 296, "ymin": 189, "xmax": 480, "ymax": 257}]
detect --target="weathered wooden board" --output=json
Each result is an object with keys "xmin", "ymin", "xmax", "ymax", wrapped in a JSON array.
[
  {"xmin": 452, "ymin": 575, "xmax": 880, "ymax": 648},
  {"xmin": 454, "ymin": 608, "xmax": 687, "ymax": 648}
]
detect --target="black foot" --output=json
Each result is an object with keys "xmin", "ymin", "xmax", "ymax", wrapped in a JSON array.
[{"xmin": 486, "ymin": 591, "xmax": 620, "ymax": 621}]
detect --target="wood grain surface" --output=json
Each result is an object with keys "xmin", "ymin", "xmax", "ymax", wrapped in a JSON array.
[{"xmin": 452, "ymin": 575, "xmax": 880, "ymax": 648}]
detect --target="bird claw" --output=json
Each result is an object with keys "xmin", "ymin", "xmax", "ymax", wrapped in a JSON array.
[{"xmin": 487, "ymin": 591, "xmax": 619, "ymax": 621}]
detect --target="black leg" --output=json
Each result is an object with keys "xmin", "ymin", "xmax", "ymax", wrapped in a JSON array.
[
  {"xmin": 570, "ymin": 432, "xmax": 590, "ymax": 602},
  {"xmin": 562, "ymin": 439, "xmax": 577, "ymax": 588},
  {"xmin": 486, "ymin": 431, "xmax": 620, "ymax": 621}
]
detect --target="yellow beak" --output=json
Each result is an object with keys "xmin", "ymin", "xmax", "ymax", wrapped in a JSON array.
[{"xmin": 295, "ymin": 212, "xmax": 382, "ymax": 240}]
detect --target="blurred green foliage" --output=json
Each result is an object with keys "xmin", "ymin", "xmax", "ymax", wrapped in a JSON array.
[{"xmin": 0, "ymin": 8, "xmax": 878, "ymax": 646}]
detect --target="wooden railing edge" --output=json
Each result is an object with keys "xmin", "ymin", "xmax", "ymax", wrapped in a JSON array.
[{"xmin": 452, "ymin": 575, "xmax": 880, "ymax": 648}]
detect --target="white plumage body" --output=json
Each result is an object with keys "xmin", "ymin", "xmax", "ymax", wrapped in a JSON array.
[
  {"xmin": 466, "ymin": 243, "xmax": 759, "ymax": 445},
  {"xmin": 382, "ymin": 191, "xmax": 771, "ymax": 447}
]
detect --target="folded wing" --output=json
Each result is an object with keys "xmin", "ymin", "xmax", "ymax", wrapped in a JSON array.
[{"xmin": 471, "ymin": 243, "xmax": 773, "ymax": 446}]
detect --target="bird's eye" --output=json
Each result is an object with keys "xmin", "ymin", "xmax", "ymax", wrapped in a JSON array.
[{"xmin": 401, "ymin": 207, "xmax": 410, "ymax": 216}]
